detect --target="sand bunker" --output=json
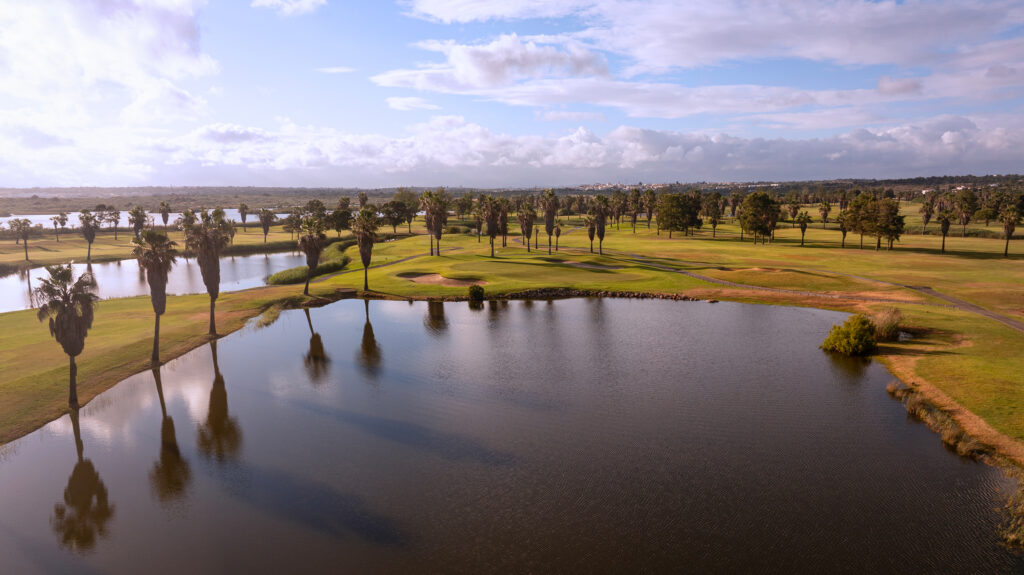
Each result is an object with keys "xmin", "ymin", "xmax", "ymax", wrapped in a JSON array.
[
  {"xmin": 539, "ymin": 257, "xmax": 622, "ymax": 270},
  {"xmin": 399, "ymin": 273, "xmax": 487, "ymax": 287}
]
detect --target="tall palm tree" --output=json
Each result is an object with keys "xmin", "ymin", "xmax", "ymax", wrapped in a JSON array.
[
  {"xmin": 34, "ymin": 265, "xmax": 99, "ymax": 409},
  {"xmin": 257, "ymin": 208, "xmax": 276, "ymax": 244},
  {"xmin": 591, "ymin": 195, "xmax": 609, "ymax": 254},
  {"xmin": 158, "ymin": 201, "xmax": 172, "ymax": 228},
  {"xmin": 298, "ymin": 215, "xmax": 326, "ymax": 296},
  {"xmin": 131, "ymin": 230, "xmax": 178, "ymax": 364},
  {"xmin": 128, "ymin": 206, "xmax": 147, "ymax": 238},
  {"xmin": 795, "ymin": 211, "xmax": 813, "ymax": 246},
  {"xmin": 150, "ymin": 367, "xmax": 191, "ymax": 503},
  {"xmin": 184, "ymin": 210, "xmax": 230, "ymax": 336},
  {"xmin": 197, "ymin": 341, "xmax": 242, "ymax": 462},
  {"xmin": 79, "ymin": 211, "xmax": 99, "ymax": 262},
  {"xmin": 517, "ymin": 200, "xmax": 536, "ymax": 252},
  {"xmin": 585, "ymin": 215, "xmax": 596, "ymax": 252},
  {"xmin": 52, "ymin": 410, "xmax": 115, "ymax": 552},
  {"xmin": 238, "ymin": 203, "xmax": 249, "ymax": 231},
  {"xmin": 818, "ymin": 200, "xmax": 831, "ymax": 229},
  {"xmin": 540, "ymin": 189, "xmax": 559, "ymax": 255},
  {"xmin": 9, "ymin": 218, "xmax": 32, "ymax": 260},
  {"xmin": 554, "ymin": 222, "xmax": 562, "ymax": 251},
  {"xmin": 1000, "ymin": 207, "xmax": 1019, "ymax": 257},
  {"xmin": 50, "ymin": 215, "xmax": 62, "ymax": 242},
  {"xmin": 481, "ymin": 195, "xmax": 500, "ymax": 257},
  {"xmin": 351, "ymin": 207, "xmax": 379, "ymax": 291},
  {"xmin": 937, "ymin": 211, "xmax": 953, "ymax": 254}
]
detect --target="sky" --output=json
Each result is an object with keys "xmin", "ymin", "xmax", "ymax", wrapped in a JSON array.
[{"xmin": 0, "ymin": 0, "xmax": 1023, "ymax": 188}]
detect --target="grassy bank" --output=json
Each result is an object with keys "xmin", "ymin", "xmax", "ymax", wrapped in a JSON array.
[{"xmin": 1, "ymin": 218, "xmax": 1021, "ymax": 469}]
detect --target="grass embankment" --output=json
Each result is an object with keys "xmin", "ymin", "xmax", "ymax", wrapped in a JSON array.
[
  {"xmin": 0, "ymin": 215, "xmax": 1021, "ymax": 465},
  {"xmin": 267, "ymin": 239, "xmax": 354, "ymax": 285}
]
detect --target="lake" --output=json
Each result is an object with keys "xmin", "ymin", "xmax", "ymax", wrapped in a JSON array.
[
  {"xmin": 1, "ymin": 209, "xmax": 272, "ymax": 230},
  {"xmin": 0, "ymin": 298, "xmax": 1020, "ymax": 573},
  {"xmin": 0, "ymin": 252, "xmax": 307, "ymax": 314}
]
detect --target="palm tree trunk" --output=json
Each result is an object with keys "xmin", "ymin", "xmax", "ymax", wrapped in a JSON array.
[
  {"xmin": 87, "ymin": 243, "xmax": 92, "ymax": 262},
  {"xmin": 68, "ymin": 355, "xmax": 79, "ymax": 409},
  {"xmin": 599, "ymin": 239, "xmax": 603, "ymax": 255},
  {"xmin": 429, "ymin": 235, "xmax": 434, "ymax": 256},
  {"xmin": 23, "ymin": 241, "xmax": 28, "ymax": 261},
  {"xmin": 303, "ymin": 272, "xmax": 311, "ymax": 296},
  {"xmin": 941, "ymin": 234, "xmax": 947, "ymax": 253},
  {"xmin": 152, "ymin": 313, "xmax": 161, "ymax": 365},
  {"xmin": 1006, "ymin": 235, "xmax": 1011, "ymax": 257},
  {"xmin": 589, "ymin": 239, "xmax": 593, "ymax": 253},
  {"xmin": 209, "ymin": 297, "xmax": 217, "ymax": 335},
  {"xmin": 363, "ymin": 266, "xmax": 369, "ymax": 291},
  {"xmin": 548, "ymin": 235, "xmax": 552, "ymax": 255},
  {"xmin": 490, "ymin": 237, "xmax": 495, "ymax": 257}
]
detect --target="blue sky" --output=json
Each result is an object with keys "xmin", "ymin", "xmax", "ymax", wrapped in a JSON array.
[{"xmin": 1, "ymin": 0, "xmax": 1023, "ymax": 187}]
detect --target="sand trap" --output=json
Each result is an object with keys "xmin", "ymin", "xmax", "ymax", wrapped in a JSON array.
[
  {"xmin": 539, "ymin": 257, "xmax": 622, "ymax": 270},
  {"xmin": 399, "ymin": 273, "xmax": 487, "ymax": 287}
]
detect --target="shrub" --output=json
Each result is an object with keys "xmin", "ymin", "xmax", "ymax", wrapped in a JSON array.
[
  {"xmin": 873, "ymin": 307, "xmax": 903, "ymax": 341},
  {"xmin": 821, "ymin": 314, "xmax": 877, "ymax": 356},
  {"xmin": 468, "ymin": 284, "xmax": 485, "ymax": 301},
  {"xmin": 266, "ymin": 255, "xmax": 351, "ymax": 285}
]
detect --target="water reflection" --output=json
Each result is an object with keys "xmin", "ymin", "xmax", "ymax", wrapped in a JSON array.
[
  {"xmin": 150, "ymin": 367, "xmax": 191, "ymax": 504},
  {"xmin": 51, "ymin": 411, "xmax": 115, "ymax": 553},
  {"xmin": 423, "ymin": 301, "xmax": 448, "ymax": 334},
  {"xmin": 357, "ymin": 300, "xmax": 381, "ymax": 378},
  {"xmin": 827, "ymin": 353, "xmax": 871, "ymax": 378},
  {"xmin": 303, "ymin": 309, "xmax": 330, "ymax": 384},
  {"xmin": 197, "ymin": 341, "xmax": 243, "ymax": 462}
]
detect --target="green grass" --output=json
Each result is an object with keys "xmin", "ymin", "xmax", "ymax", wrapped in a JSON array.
[{"xmin": 1, "ymin": 214, "xmax": 1022, "ymax": 459}]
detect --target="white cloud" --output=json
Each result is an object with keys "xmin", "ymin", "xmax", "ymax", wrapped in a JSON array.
[
  {"xmin": 537, "ymin": 110, "xmax": 606, "ymax": 122},
  {"xmin": 251, "ymin": 0, "xmax": 326, "ymax": 16},
  {"xmin": 317, "ymin": 66, "xmax": 356, "ymax": 74},
  {"xmin": 386, "ymin": 97, "xmax": 441, "ymax": 111},
  {"xmin": 405, "ymin": 0, "xmax": 587, "ymax": 23}
]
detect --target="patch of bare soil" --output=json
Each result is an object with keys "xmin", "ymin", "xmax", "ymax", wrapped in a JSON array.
[{"xmin": 399, "ymin": 273, "xmax": 487, "ymax": 287}]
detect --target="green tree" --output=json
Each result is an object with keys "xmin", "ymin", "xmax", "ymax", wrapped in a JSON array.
[
  {"xmin": 34, "ymin": 265, "xmax": 99, "ymax": 409},
  {"xmin": 238, "ymin": 203, "xmax": 249, "ymax": 231},
  {"xmin": 9, "ymin": 218, "xmax": 32, "ymax": 260},
  {"xmin": 919, "ymin": 199, "xmax": 934, "ymax": 231},
  {"xmin": 380, "ymin": 200, "xmax": 406, "ymax": 234},
  {"xmin": 105, "ymin": 208, "xmax": 120, "ymax": 240},
  {"xmin": 876, "ymin": 199, "xmax": 905, "ymax": 250},
  {"xmin": 357, "ymin": 191, "xmax": 369, "ymax": 208},
  {"xmin": 584, "ymin": 215, "xmax": 596, "ymax": 252},
  {"xmin": 481, "ymin": 195, "xmax": 501, "ymax": 257},
  {"xmin": 591, "ymin": 195, "xmax": 609, "ymax": 254},
  {"xmin": 738, "ymin": 191, "xmax": 778, "ymax": 244},
  {"xmin": 297, "ymin": 215, "xmax": 326, "ymax": 296},
  {"xmin": 540, "ymin": 189, "xmax": 559, "ymax": 254},
  {"xmin": 257, "ymin": 208, "xmax": 276, "ymax": 243},
  {"xmin": 1000, "ymin": 207, "xmax": 1019, "ymax": 257},
  {"xmin": 393, "ymin": 188, "xmax": 419, "ymax": 233},
  {"xmin": 702, "ymin": 192, "xmax": 723, "ymax": 238},
  {"xmin": 158, "ymin": 201, "xmax": 171, "ymax": 227},
  {"xmin": 795, "ymin": 211, "xmax": 813, "ymax": 246},
  {"xmin": 643, "ymin": 189, "xmax": 657, "ymax": 228},
  {"xmin": 517, "ymin": 200, "xmax": 537, "ymax": 252},
  {"xmin": 330, "ymin": 198, "xmax": 352, "ymax": 237},
  {"xmin": 50, "ymin": 213, "xmax": 66, "ymax": 242},
  {"xmin": 836, "ymin": 210, "xmax": 849, "ymax": 248},
  {"xmin": 184, "ymin": 210, "xmax": 230, "ymax": 335},
  {"xmin": 79, "ymin": 211, "xmax": 99, "ymax": 262},
  {"xmin": 554, "ymin": 221, "xmax": 562, "ymax": 251},
  {"xmin": 628, "ymin": 188, "xmax": 641, "ymax": 233},
  {"xmin": 351, "ymin": 207, "xmax": 378, "ymax": 291},
  {"xmin": 818, "ymin": 200, "xmax": 831, "ymax": 229},
  {"xmin": 128, "ymin": 206, "xmax": 147, "ymax": 238},
  {"xmin": 954, "ymin": 188, "xmax": 978, "ymax": 237},
  {"xmin": 937, "ymin": 211, "xmax": 953, "ymax": 253},
  {"xmin": 131, "ymin": 230, "xmax": 178, "ymax": 365}
]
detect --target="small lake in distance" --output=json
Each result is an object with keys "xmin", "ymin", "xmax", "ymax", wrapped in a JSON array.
[{"xmin": 0, "ymin": 298, "xmax": 1020, "ymax": 573}]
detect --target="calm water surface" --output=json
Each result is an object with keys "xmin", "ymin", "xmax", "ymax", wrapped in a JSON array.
[
  {"xmin": 0, "ymin": 299, "xmax": 1020, "ymax": 573},
  {"xmin": 1, "ymin": 209, "xmax": 265, "ymax": 229},
  {"xmin": 0, "ymin": 252, "xmax": 306, "ymax": 314}
]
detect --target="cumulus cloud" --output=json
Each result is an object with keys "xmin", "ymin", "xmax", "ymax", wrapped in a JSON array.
[
  {"xmin": 386, "ymin": 97, "xmax": 441, "ymax": 111},
  {"xmin": 251, "ymin": 0, "xmax": 326, "ymax": 16}
]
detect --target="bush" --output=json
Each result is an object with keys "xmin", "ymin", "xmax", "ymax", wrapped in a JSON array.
[
  {"xmin": 266, "ymin": 255, "xmax": 351, "ymax": 285},
  {"xmin": 821, "ymin": 314, "xmax": 877, "ymax": 356},
  {"xmin": 873, "ymin": 307, "xmax": 903, "ymax": 341},
  {"xmin": 468, "ymin": 284, "xmax": 485, "ymax": 301}
]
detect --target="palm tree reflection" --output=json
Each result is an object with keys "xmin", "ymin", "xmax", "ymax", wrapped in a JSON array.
[
  {"xmin": 423, "ymin": 301, "xmax": 448, "ymax": 334},
  {"xmin": 150, "ymin": 367, "xmax": 191, "ymax": 503},
  {"xmin": 357, "ymin": 299, "xmax": 381, "ymax": 377},
  {"xmin": 51, "ymin": 410, "xmax": 115, "ymax": 553},
  {"xmin": 197, "ymin": 340, "xmax": 242, "ymax": 462},
  {"xmin": 303, "ymin": 309, "xmax": 330, "ymax": 384}
]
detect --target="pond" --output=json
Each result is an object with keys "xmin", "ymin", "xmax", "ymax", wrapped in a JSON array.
[
  {"xmin": 0, "ymin": 299, "xmax": 1020, "ymax": 573},
  {"xmin": 1, "ymin": 209, "xmax": 270, "ymax": 230},
  {"xmin": 0, "ymin": 252, "xmax": 307, "ymax": 314}
]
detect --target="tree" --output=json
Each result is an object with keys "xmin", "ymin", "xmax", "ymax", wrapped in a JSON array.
[
  {"xmin": 498, "ymin": 198, "xmax": 510, "ymax": 247},
  {"xmin": 52, "ymin": 410, "xmax": 114, "ymax": 552},
  {"xmin": 937, "ymin": 211, "xmax": 953, "ymax": 254},
  {"xmin": 393, "ymin": 188, "xmax": 419, "ymax": 233},
  {"xmin": 282, "ymin": 213, "xmax": 301, "ymax": 241},
  {"xmin": 954, "ymin": 188, "xmax": 978, "ymax": 237},
  {"xmin": 481, "ymin": 195, "xmax": 501, "ymax": 257},
  {"xmin": 836, "ymin": 210, "xmax": 849, "ymax": 248},
  {"xmin": 297, "ymin": 215, "xmax": 326, "ymax": 296},
  {"xmin": 643, "ymin": 189, "xmax": 657, "ymax": 228},
  {"xmin": 158, "ymin": 202, "xmax": 171, "ymax": 227},
  {"xmin": 876, "ymin": 199, "xmax": 905, "ymax": 250},
  {"xmin": 585, "ymin": 215, "xmax": 596, "ymax": 252},
  {"xmin": 149, "ymin": 366, "xmax": 191, "ymax": 502},
  {"xmin": 795, "ymin": 211, "xmax": 813, "ymax": 246},
  {"xmin": 257, "ymin": 208, "xmax": 276, "ymax": 243},
  {"xmin": 919, "ymin": 200, "xmax": 934, "ymax": 231},
  {"xmin": 131, "ymin": 230, "xmax": 178, "ymax": 364},
  {"xmin": 184, "ymin": 210, "xmax": 230, "ymax": 335},
  {"xmin": 357, "ymin": 191, "xmax": 369, "ymax": 208},
  {"xmin": 554, "ymin": 222, "xmax": 562, "ymax": 251},
  {"xmin": 380, "ymin": 200, "xmax": 406, "ymax": 234},
  {"xmin": 51, "ymin": 213, "xmax": 67, "ymax": 242},
  {"xmin": 517, "ymin": 200, "xmax": 536, "ymax": 252},
  {"xmin": 238, "ymin": 203, "xmax": 249, "ymax": 231},
  {"xmin": 330, "ymin": 198, "xmax": 352, "ymax": 237},
  {"xmin": 128, "ymin": 206, "xmax": 147, "ymax": 238},
  {"xmin": 738, "ymin": 192, "xmax": 779, "ymax": 244},
  {"xmin": 9, "ymin": 218, "xmax": 32, "ymax": 260},
  {"xmin": 79, "ymin": 211, "xmax": 99, "ymax": 262},
  {"xmin": 628, "ymin": 188, "xmax": 641, "ymax": 233},
  {"xmin": 1000, "ymin": 207, "xmax": 1019, "ymax": 257},
  {"xmin": 105, "ymin": 208, "xmax": 120, "ymax": 240},
  {"xmin": 818, "ymin": 200, "xmax": 831, "ymax": 228},
  {"xmin": 591, "ymin": 195, "xmax": 609, "ymax": 254},
  {"xmin": 197, "ymin": 341, "xmax": 242, "ymax": 462},
  {"xmin": 421, "ymin": 189, "xmax": 450, "ymax": 256},
  {"xmin": 34, "ymin": 265, "xmax": 99, "ymax": 409},
  {"xmin": 657, "ymin": 194, "xmax": 684, "ymax": 238},
  {"xmin": 351, "ymin": 208, "xmax": 378, "ymax": 291},
  {"xmin": 540, "ymin": 189, "xmax": 559, "ymax": 254},
  {"xmin": 702, "ymin": 192, "xmax": 723, "ymax": 238}
]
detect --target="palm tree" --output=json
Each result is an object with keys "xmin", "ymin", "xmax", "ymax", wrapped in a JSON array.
[
  {"xmin": 818, "ymin": 200, "xmax": 831, "ymax": 229},
  {"xmin": 128, "ymin": 206, "xmax": 147, "ymax": 238},
  {"xmin": 357, "ymin": 299, "xmax": 381, "ymax": 377},
  {"xmin": 197, "ymin": 341, "xmax": 242, "ymax": 462},
  {"xmin": 9, "ymin": 218, "xmax": 32, "ymax": 260},
  {"xmin": 1000, "ymin": 207, "xmax": 1019, "ymax": 257},
  {"xmin": 51, "ymin": 215, "xmax": 62, "ymax": 242},
  {"xmin": 540, "ymin": 189, "xmax": 559, "ymax": 255},
  {"xmin": 257, "ymin": 208, "xmax": 276, "ymax": 244},
  {"xmin": 351, "ymin": 207, "xmax": 379, "ymax": 291},
  {"xmin": 836, "ymin": 210, "xmax": 849, "ymax": 248},
  {"xmin": 131, "ymin": 230, "xmax": 178, "ymax": 365},
  {"xmin": 919, "ymin": 200, "xmax": 934, "ymax": 232},
  {"xmin": 795, "ymin": 211, "xmax": 813, "ymax": 246},
  {"xmin": 238, "ymin": 203, "xmax": 249, "ymax": 231},
  {"xmin": 34, "ymin": 265, "xmax": 99, "ymax": 409},
  {"xmin": 184, "ymin": 210, "xmax": 230, "ymax": 336},
  {"xmin": 80, "ymin": 211, "xmax": 99, "ymax": 262},
  {"xmin": 150, "ymin": 367, "xmax": 191, "ymax": 503},
  {"xmin": 517, "ymin": 201, "xmax": 536, "ymax": 252},
  {"xmin": 481, "ymin": 195, "xmax": 500, "ymax": 257},
  {"xmin": 937, "ymin": 211, "xmax": 953, "ymax": 254},
  {"xmin": 591, "ymin": 195, "xmax": 609, "ymax": 254},
  {"xmin": 585, "ymin": 215, "xmax": 596, "ymax": 252},
  {"xmin": 52, "ymin": 410, "xmax": 115, "ymax": 552},
  {"xmin": 554, "ymin": 222, "xmax": 562, "ymax": 251},
  {"xmin": 298, "ymin": 215, "xmax": 326, "ymax": 296},
  {"xmin": 158, "ymin": 201, "xmax": 171, "ymax": 228}
]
